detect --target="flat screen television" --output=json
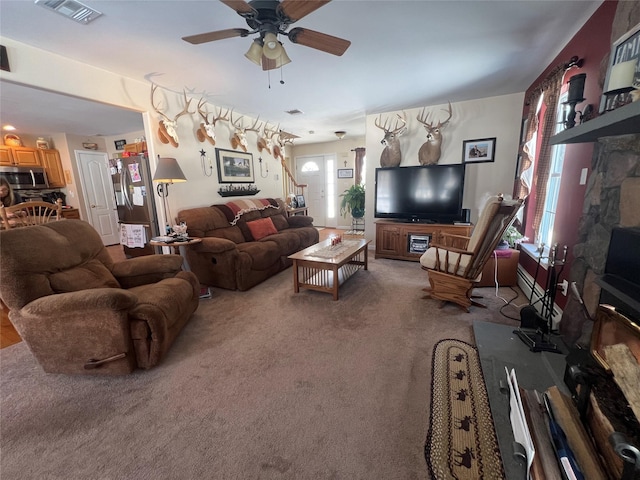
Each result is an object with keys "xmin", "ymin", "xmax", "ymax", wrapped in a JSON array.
[{"xmin": 374, "ymin": 164, "xmax": 465, "ymax": 223}]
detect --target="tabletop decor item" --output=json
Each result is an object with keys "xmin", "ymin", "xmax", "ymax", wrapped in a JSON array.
[{"xmin": 3, "ymin": 133, "xmax": 22, "ymax": 146}]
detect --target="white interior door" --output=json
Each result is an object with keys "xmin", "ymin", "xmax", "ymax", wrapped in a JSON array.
[
  {"xmin": 75, "ymin": 150, "xmax": 120, "ymax": 246},
  {"xmin": 296, "ymin": 155, "xmax": 333, "ymax": 227}
]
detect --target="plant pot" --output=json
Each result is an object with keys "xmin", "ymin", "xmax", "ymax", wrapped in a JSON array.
[{"xmin": 351, "ymin": 207, "xmax": 365, "ymax": 218}]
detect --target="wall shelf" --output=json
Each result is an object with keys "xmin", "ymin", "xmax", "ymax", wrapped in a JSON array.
[
  {"xmin": 550, "ymin": 100, "xmax": 640, "ymax": 145},
  {"xmin": 218, "ymin": 189, "xmax": 260, "ymax": 197}
]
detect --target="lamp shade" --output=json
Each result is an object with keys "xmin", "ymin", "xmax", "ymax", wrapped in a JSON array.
[
  {"xmin": 153, "ymin": 157, "xmax": 187, "ymax": 183},
  {"xmin": 262, "ymin": 32, "xmax": 283, "ymax": 60},
  {"xmin": 245, "ymin": 40, "xmax": 263, "ymax": 66}
]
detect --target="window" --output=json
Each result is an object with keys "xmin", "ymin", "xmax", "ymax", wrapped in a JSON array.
[
  {"xmin": 301, "ymin": 161, "xmax": 319, "ymax": 172},
  {"xmin": 537, "ymin": 92, "xmax": 567, "ymax": 247}
]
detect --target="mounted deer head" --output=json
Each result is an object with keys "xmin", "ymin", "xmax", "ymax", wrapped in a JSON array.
[
  {"xmin": 230, "ymin": 111, "xmax": 262, "ymax": 152},
  {"xmin": 151, "ymin": 85, "xmax": 194, "ymax": 148},
  {"xmin": 417, "ymin": 102, "xmax": 452, "ymax": 165},
  {"xmin": 196, "ymin": 98, "xmax": 229, "ymax": 146},
  {"xmin": 375, "ymin": 111, "xmax": 407, "ymax": 167},
  {"xmin": 257, "ymin": 123, "xmax": 279, "ymax": 156},
  {"xmin": 273, "ymin": 130, "xmax": 295, "ymax": 163}
]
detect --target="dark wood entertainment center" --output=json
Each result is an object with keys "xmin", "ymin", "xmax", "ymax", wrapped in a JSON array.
[{"xmin": 374, "ymin": 219, "xmax": 472, "ymax": 261}]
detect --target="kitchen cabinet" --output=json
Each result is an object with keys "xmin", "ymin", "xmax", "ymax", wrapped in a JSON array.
[
  {"xmin": 39, "ymin": 149, "xmax": 65, "ymax": 187},
  {"xmin": 0, "ymin": 146, "xmax": 14, "ymax": 166},
  {"xmin": 10, "ymin": 146, "xmax": 42, "ymax": 167},
  {"xmin": 375, "ymin": 220, "xmax": 473, "ymax": 261},
  {"xmin": 0, "ymin": 145, "xmax": 42, "ymax": 167}
]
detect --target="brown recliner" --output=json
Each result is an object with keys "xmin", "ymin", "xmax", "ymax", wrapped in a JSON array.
[{"xmin": 0, "ymin": 219, "xmax": 200, "ymax": 375}]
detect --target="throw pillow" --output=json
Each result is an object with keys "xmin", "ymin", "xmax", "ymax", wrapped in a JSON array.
[{"xmin": 247, "ymin": 217, "xmax": 278, "ymax": 241}]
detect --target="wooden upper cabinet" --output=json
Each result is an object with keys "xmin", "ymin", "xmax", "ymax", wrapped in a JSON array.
[
  {"xmin": 11, "ymin": 147, "xmax": 42, "ymax": 167},
  {"xmin": 0, "ymin": 146, "xmax": 14, "ymax": 166},
  {"xmin": 39, "ymin": 149, "xmax": 65, "ymax": 187}
]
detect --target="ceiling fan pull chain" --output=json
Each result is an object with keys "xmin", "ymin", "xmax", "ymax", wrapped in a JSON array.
[
  {"xmin": 268, "ymin": 69, "xmax": 271, "ymax": 89},
  {"xmin": 280, "ymin": 65, "xmax": 285, "ymax": 85}
]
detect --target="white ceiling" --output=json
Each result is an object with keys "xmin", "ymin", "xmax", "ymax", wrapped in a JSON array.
[{"xmin": 0, "ymin": 0, "xmax": 602, "ymax": 144}]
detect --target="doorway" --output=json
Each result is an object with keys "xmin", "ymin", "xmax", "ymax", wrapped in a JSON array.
[
  {"xmin": 296, "ymin": 154, "xmax": 336, "ymax": 228},
  {"xmin": 75, "ymin": 150, "xmax": 120, "ymax": 246}
]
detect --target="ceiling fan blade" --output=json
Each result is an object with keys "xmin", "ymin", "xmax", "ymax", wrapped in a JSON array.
[
  {"xmin": 182, "ymin": 28, "xmax": 250, "ymax": 45},
  {"xmin": 220, "ymin": 0, "xmax": 256, "ymax": 16},
  {"xmin": 278, "ymin": 0, "xmax": 331, "ymax": 22},
  {"xmin": 287, "ymin": 27, "xmax": 351, "ymax": 56}
]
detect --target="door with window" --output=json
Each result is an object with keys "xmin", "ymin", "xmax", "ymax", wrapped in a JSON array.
[{"xmin": 296, "ymin": 154, "xmax": 336, "ymax": 227}]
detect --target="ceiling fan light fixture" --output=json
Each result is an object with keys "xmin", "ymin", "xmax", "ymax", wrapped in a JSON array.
[
  {"xmin": 244, "ymin": 40, "xmax": 263, "ymax": 66},
  {"xmin": 262, "ymin": 32, "xmax": 283, "ymax": 60},
  {"xmin": 335, "ymin": 131, "xmax": 346, "ymax": 139}
]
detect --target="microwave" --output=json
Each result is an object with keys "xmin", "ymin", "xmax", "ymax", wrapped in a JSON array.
[{"xmin": 0, "ymin": 166, "xmax": 49, "ymax": 190}]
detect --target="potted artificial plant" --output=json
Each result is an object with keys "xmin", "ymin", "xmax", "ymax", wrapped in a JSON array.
[{"xmin": 340, "ymin": 184, "xmax": 365, "ymax": 218}]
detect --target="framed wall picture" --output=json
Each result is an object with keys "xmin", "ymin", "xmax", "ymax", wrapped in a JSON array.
[
  {"xmin": 296, "ymin": 195, "xmax": 306, "ymax": 208},
  {"xmin": 462, "ymin": 137, "xmax": 496, "ymax": 163},
  {"xmin": 114, "ymin": 139, "xmax": 126, "ymax": 150},
  {"xmin": 338, "ymin": 168, "xmax": 354, "ymax": 178},
  {"xmin": 600, "ymin": 22, "xmax": 640, "ymax": 113},
  {"xmin": 215, "ymin": 148, "xmax": 255, "ymax": 183}
]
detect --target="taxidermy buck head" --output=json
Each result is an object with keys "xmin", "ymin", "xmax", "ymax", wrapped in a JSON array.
[
  {"xmin": 375, "ymin": 111, "xmax": 406, "ymax": 167},
  {"xmin": 273, "ymin": 131, "xmax": 295, "ymax": 163},
  {"xmin": 230, "ymin": 111, "xmax": 262, "ymax": 153},
  {"xmin": 417, "ymin": 102, "xmax": 452, "ymax": 165},
  {"xmin": 196, "ymin": 98, "xmax": 229, "ymax": 146},
  {"xmin": 151, "ymin": 85, "xmax": 194, "ymax": 148},
  {"xmin": 257, "ymin": 123, "xmax": 279, "ymax": 156}
]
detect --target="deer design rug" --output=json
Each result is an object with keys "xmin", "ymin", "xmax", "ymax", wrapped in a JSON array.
[{"xmin": 425, "ymin": 339, "xmax": 505, "ymax": 480}]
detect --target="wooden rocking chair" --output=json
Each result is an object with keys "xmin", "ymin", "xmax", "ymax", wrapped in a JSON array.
[
  {"xmin": 0, "ymin": 200, "xmax": 63, "ymax": 229},
  {"xmin": 420, "ymin": 194, "xmax": 523, "ymax": 312}
]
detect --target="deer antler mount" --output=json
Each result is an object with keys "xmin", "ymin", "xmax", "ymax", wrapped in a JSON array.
[
  {"xmin": 417, "ymin": 102, "xmax": 452, "ymax": 165},
  {"xmin": 151, "ymin": 85, "xmax": 195, "ymax": 148},
  {"xmin": 375, "ymin": 111, "xmax": 407, "ymax": 167},
  {"xmin": 196, "ymin": 98, "xmax": 229, "ymax": 146}
]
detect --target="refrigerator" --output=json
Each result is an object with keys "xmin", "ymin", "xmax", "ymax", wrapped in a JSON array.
[{"xmin": 110, "ymin": 154, "xmax": 160, "ymax": 257}]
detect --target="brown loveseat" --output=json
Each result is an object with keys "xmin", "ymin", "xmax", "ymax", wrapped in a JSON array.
[
  {"xmin": 0, "ymin": 220, "xmax": 200, "ymax": 375},
  {"xmin": 177, "ymin": 198, "xmax": 318, "ymax": 291}
]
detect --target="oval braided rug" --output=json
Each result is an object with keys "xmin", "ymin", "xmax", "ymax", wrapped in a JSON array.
[{"xmin": 425, "ymin": 339, "xmax": 505, "ymax": 479}]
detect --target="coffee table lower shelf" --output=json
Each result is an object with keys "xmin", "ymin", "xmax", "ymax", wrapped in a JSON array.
[{"xmin": 289, "ymin": 239, "xmax": 370, "ymax": 300}]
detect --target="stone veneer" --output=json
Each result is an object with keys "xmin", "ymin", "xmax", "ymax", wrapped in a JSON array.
[{"xmin": 560, "ymin": 133, "xmax": 640, "ymax": 345}]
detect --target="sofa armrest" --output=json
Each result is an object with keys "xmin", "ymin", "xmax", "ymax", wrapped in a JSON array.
[
  {"xmin": 21, "ymin": 288, "xmax": 138, "ymax": 317},
  {"xmin": 195, "ymin": 237, "xmax": 238, "ymax": 254},
  {"xmin": 286, "ymin": 215, "xmax": 314, "ymax": 228},
  {"xmin": 111, "ymin": 255, "xmax": 184, "ymax": 288}
]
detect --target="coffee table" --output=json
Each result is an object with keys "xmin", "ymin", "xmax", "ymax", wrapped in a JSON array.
[{"xmin": 288, "ymin": 238, "xmax": 370, "ymax": 300}]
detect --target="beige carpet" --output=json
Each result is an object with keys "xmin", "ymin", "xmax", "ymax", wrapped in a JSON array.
[{"xmin": 0, "ymin": 254, "xmax": 520, "ymax": 479}]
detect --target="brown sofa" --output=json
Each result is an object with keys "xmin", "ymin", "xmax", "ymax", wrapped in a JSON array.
[
  {"xmin": 0, "ymin": 220, "xmax": 200, "ymax": 375},
  {"xmin": 177, "ymin": 198, "xmax": 319, "ymax": 291}
]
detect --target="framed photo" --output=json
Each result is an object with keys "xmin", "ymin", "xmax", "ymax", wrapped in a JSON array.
[
  {"xmin": 462, "ymin": 137, "xmax": 496, "ymax": 164},
  {"xmin": 337, "ymin": 168, "xmax": 354, "ymax": 178},
  {"xmin": 114, "ymin": 139, "xmax": 126, "ymax": 150},
  {"xmin": 82, "ymin": 142, "xmax": 98, "ymax": 150},
  {"xmin": 295, "ymin": 195, "xmax": 306, "ymax": 208},
  {"xmin": 600, "ymin": 22, "xmax": 640, "ymax": 113},
  {"xmin": 215, "ymin": 148, "xmax": 255, "ymax": 183}
]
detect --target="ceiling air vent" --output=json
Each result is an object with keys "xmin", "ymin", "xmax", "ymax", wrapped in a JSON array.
[{"xmin": 35, "ymin": 0, "xmax": 102, "ymax": 24}]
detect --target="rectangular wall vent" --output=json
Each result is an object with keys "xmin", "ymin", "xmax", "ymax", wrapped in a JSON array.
[{"xmin": 35, "ymin": 0, "xmax": 102, "ymax": 24}]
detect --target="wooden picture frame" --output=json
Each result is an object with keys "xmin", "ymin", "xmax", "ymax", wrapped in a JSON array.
[
  {"xmin": 462, "ymin": 137, "xmax": 496, "ymax": 164},
  {"xmin": 337, "ymin": 168, "xmax": 354, "ymax": 178},
  {"xmin": 215, "ymin": 148, "xmax": 255, "ymax": 183},
  {"xmin": 600, "ymin": 22, "xmax": 640, "ymax": 113}
]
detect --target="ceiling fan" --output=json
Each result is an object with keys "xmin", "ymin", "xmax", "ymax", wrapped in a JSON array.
[{"xmin": 182, "ymin": 0, "xmax": 351, "ymax": 71}]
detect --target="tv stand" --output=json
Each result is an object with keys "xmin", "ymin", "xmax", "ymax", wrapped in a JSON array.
[{"xmin": 375, "ymin": 219, "xmax": 472, "ymax": 261}]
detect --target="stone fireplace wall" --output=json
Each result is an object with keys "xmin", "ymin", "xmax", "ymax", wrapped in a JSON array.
[
  {"xmin": 561, "ymin": 133, "xmax": 640, "ymax": 345},
  {"xmin": 560, "ymin": 2, "xmax": 640, "ymax": 346}
]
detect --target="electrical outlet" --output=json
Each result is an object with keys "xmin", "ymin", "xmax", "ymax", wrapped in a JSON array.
[{"xmin": 559, "ymin": 279, "xmax": 569, "ymax": 296}]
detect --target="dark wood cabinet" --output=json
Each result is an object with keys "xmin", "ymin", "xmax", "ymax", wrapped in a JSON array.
[{"xmin": 375, "ymin": 220, "xmax": 472, "ymax": 261}]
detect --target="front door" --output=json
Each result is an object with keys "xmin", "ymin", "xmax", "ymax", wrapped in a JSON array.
[
  {"xmin": 75, "ymin": 150, "xmax": 120, "ymax": 245},
  {"xmin": 296, "ymin": 154, "xmax": 336, "ymax": 227}
]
